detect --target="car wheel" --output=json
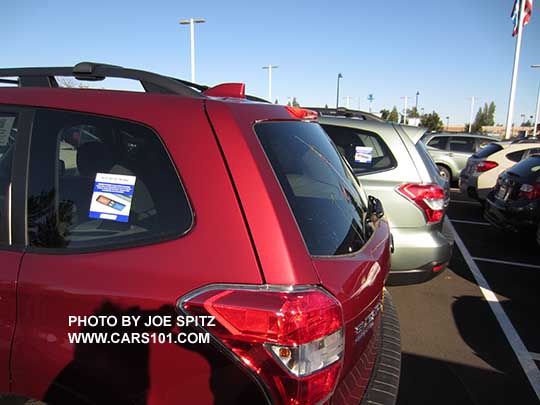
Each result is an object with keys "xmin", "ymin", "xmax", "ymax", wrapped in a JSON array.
[{"xmin": 437, "ymin": 165, "xmax": 451, "ymax": 181}]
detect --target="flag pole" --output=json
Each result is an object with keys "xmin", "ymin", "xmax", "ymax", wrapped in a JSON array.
[{"xmin": 504, "ymin": 0, "xmax": 527, "ymax": 140}]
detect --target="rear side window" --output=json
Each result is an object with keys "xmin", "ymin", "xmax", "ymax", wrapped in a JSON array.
[
  {"xmin": 321, "ymin": 124, "xmax": 396, "ymax": 174},
  {"xmin": 256, "ymin": 121, "xmax": 370, "ymax": 256},
  {"xmin": 0, "ymin": 112, "xmax": 18, "ymax": 246},
  {"xmin": 474, "ymin": 143, "xmax": 503, "ymax": 158},
  {"xmin": 27, "ymin": 109, "xmax": 193, "ymax": 251},
  {"xmin": 427, "ymin": 136, "xmax": 448, "ymax": 150},
  {"xmin": 449, "ymin": 137, "xmax": 475, "ymax": 153},
  {"xmin": 507, "ymin": 149, "xmax": 526, "ymax": 163}
]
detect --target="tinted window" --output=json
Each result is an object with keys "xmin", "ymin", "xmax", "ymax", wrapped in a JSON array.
[
  {"xmin": 415, "ymin": 140, "xmax": 443, "ymax": 182},
  {"xmin": 0, "ymin": 112, "xmax": 18, "ymax": 246},
  {"xmin": 256, "ymin": 121, "xmax": 370, "ymax": 256},
  {"xmin": 522, "ymin": 148, "xmax": 540, "ymax": 160},
  {"xmin": 507, "ymin": 156, "xmax": 540, "ymax": 181},
  {"xmin": 449, "ymin": 137, "xmax": 475, "ymax": 153},
  {"xmin": 321, "ymin": 125, "xmax": 396, "ymax": 174},
  {"xmin": 507, "ymin": 150, "xmax": 526, "ymax": 163},
  {"xmin": 427, "ymin": 136, "xmax": 448, "ymax": 150},
  {"xmin": 27, "ymin": 109, "xmax": 193, "ymax": 251},
  {"xmin": 474, "ymin": 143, "xmax": 503, "ymax": 158}
]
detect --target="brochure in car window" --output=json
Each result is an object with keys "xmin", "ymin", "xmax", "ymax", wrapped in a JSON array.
[
  {"xmin": 89, "ymin": 173, "xmax": 136, "ymax": 223},
  {"xmin": 354, "ymin": 146, "xmax": 373, "ymax": 163}
]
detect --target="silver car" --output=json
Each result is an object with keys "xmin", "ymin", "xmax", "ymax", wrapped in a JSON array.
[
  {"xmin": 319, "ymin": 116, "xmax": 454, "ymax": 285},
  {"xmin": 421, "ymin": 133, "xmax": 497, "ymax": 181}
]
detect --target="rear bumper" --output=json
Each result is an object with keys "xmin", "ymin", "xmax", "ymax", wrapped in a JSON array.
[
  {"xmin": 484, "ymin": 196, "xmax": 540, "ymax": 231},
  {"xmin": 360, "ymin": 290, "xmax": 401, "ymax": 405},
  {"xmin": 386, "ymin": 219, "xmax": 454, "ymax": 286},
  {"xmin": 459, "ymin": 174, "xmax": 483, "ymax": 201},
  {"xmin": 333, "ymin": 290, "xmax": 401, "ymax": 405}
]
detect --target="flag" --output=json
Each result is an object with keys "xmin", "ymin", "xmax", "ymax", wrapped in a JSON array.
[{"xmin": 512, "ymin": 0, "xmax": 533, "ymax": 36}]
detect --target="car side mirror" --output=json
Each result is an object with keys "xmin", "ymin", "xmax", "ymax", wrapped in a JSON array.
[{"xmin": 368, "ymin": 195, "xmax": 384, "ymax": 220}]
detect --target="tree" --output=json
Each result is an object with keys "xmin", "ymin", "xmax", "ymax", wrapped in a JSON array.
[
  {"xmin": 292, "ymin": 97, "xmax": 300, "ymax": 107},
  {"xmin": 58, "ymin": 77, "xmax": 89, "ymax": 89},
  {"xmin": 471, "ymin": 102, "xmax": 496, "ymax": 133},
  {"xmin": 521, "ymin": 119, "xmax": 532, "ymax": 127},
  {"xmin": 420, "ymin": 111, "xmax": 444, "ymax": 132},
  {"xmin": 324, "ymin": 104, "xmax": 329, "ymax": 109},
  {"xmin": 274, "ymin": 99, "xmax": 278, "ymax": 104},
  {"xmin": 380, "ymin": 109, "xmax": 390, "ymax": 120},
  {"xmin": 407, "ymin": 106, "xmax": 420, "ymax": 118},
  {"xmin": 388, "ymin": 106, "xmax": 399, "ymax": 122}
]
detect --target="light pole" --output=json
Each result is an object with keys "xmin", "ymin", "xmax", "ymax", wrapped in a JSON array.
[
  {"xmin": 468, "ymin": 96, "xmax": 476, "ymax": 133},
  {"xmin": 336, "ymin": 73, "xmax": 343, "ymax": 109},
  {"xmin": 262, "ymin": 65, "xmax": 278, "ymax": 102},
  {"xmin": 532, "ymin": 65, "xmax": 540, "ymax": 136},
  {"xmin": 446, "ymin": 116, "xmax": 450, "ymax": 131},
  {"xmin": 415, "ymin": 91, "xmax": 420, "ymax": 111},
  {"xmin": 179, "ymin": 18, "xmax": 205, "ymax": 83},
  {"xmin": 400, "ymin": 96, "xmax": 410, "ymax": 124},
  {"xmin": 367, "ymin": 94, "xmax": 375, "ymax": 113}
]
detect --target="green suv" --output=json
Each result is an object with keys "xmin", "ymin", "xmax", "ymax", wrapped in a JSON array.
[{"xmin": 316, "ymin": 113, "xmax": 454, "ymax": 285}]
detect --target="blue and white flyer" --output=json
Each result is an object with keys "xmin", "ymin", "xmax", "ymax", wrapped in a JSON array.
[{"xmin": 89, "ymin": 173, "xmax": 136, "ymax": 223}]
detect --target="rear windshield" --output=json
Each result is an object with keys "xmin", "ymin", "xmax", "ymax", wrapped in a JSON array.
[
  {"xmin": 255, "ymin": 121, "xmax": 370, "ymax": 256},
  {"xmin": 473, "ymin": 143, "xmax": 502, "ymax": 158},
  {"xmin": 415, "ymin": 139, "xmax": 442, "ymax": 181},
  {"xmin": 507, "ymin": 157, "xmax": 540, "ymax": 181}
]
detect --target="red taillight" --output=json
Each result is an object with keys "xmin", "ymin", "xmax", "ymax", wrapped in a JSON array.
[
  {"xmin": 396, "ymin": 183, "xmax": 445, "ymax": 223},
  {"xmin": 180, "ymin": 286, "xmax": 344, "ymax": 405},
  {"xmin": 475, "ymin": 161, "xmax": 498, "ymax": 172},
  {"xmin": 518, "ymin": 182, "xmax": 540, "ymax": 200},
  {"xmin": 285, "ymin": 106, "xmax": 319, "ymax": 121},
  {"xmin": 432, "ymin": 263, "xmax": 447, "ymax": 273}
]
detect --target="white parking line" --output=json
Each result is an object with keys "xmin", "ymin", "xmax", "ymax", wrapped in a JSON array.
[
  {"xmin": 449, "ymin": 221, "xmax": 540, "ymax": 401},
  {"xmin": 472, "ymin": 257, "xmax": 540, "ymax": 270},
  {"xmin": 531, "ymin": 352, "xmax": 540, "ymax": 362},
  {"xmin": 451, "ymin": 200, "xmax": 480, "ymax": 205},
  {"xmin": 451, "ymin": 219, "xmax": 490, "ymax": 226}
]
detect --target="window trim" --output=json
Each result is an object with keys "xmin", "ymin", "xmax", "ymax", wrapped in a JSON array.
[
  {"xmin": 321, "ymin": 124, "xmax": 398, "ymax": 177},
  {"xmin": 0, "ymin": 106, "xmax": 33, "ymax": 252},
  {"xmin": 22, "ymin": 106, "xmax": 195, "ymax": 255}
]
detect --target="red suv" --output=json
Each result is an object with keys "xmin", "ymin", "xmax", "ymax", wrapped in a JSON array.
[{"xmin": 0, "ymin": 63, "xmax": 400, "ymax": 405}]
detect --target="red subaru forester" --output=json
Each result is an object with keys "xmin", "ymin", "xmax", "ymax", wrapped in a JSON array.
[{"xmin": 0, "ymin": 63, "xmax": 400, "ymax": 405}]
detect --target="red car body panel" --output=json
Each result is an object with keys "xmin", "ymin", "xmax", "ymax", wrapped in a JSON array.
[
  {"xmin": 0, "ymin": 87, "xmax": 392, "ymax": 404},
  {"xmin": 0, "ymin": 251, "xmax": 21, "ymax": 392}
]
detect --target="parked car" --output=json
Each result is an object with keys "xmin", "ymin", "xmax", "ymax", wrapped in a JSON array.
[
  {"xmin": 484, "ymin": 155, "xmax": 540, "ymax": 247},
  {"xmin": 460, "ymin": 139, "xmax": 540, "ymax": 204},
  {"xmin": 421, "ymin": 132, "xmax": 497, "ymax": 181},
  {"xmin": 314, "ymin": 111, "xmax": 453, "ymax": 285},
  {"xmin": 0, "ymin": 63, "xmax": 400, "ymax": 405}
]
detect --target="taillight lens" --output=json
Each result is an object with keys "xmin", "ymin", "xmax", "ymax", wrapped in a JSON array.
[
  {"xmin": 518, "ymin": 182, "xmax": 540, "ymax": 200},
  {"xmin": 179, "ymin": 286, "xmax": 344, "ymax": 405},
  {"xmin": 475, "ymin": 161, "xmax": 498, "ymax": 172},
  {"xmin": 285, "ymin": 106, "xmax": 319, "ymax": 121},
  {"xmin": 396, "ymin": 183, "xmax": 445, "ymax": 223}
]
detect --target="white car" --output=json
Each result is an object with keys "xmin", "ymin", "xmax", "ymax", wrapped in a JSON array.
[{"xmin": 459, "ymin": 139, "xmax": 540, "ymax": 203}]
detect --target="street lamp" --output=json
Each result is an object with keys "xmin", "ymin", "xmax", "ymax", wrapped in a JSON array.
[
  {"xmin": 179, "ymin": 18, "xmax": 206, "ymax": 83},
  {"xmin": 446, "ymin": 116, "xmax": 450, "ymax": 131},
  {"xmin": 532, "ymin": 64, "xmax": 540, "ymax": 136},
  {"xmin": 336, "ymin": 73, "xmax": 343, "ymax": 109},
  {"xmin": 415, "ymin": 91, "xmax": 420, "ymax": 110},
  {"xmin": 262, "ymin": 65, "xmax": 278, "ymax": 102}
]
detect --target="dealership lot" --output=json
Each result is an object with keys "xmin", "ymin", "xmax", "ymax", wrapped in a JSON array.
[{"xmin": 390, "ymin": 189, "xmax": 540, "ymax": 404}]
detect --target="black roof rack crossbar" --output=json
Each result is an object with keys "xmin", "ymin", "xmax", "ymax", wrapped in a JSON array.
[{"xmin": 0, "ymin": 62, "xmax": 202, "ymax": 97}]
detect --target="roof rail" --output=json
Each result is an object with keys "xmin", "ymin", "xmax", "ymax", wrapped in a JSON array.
[
  {"xmin": 0, "ymin": 62, "xmax": 203, "ymax": 97},
  {"xmin": 305, "ymin": 107, "xmax": 383, "ymax": 122},
  {"xmin": 511, "ymin": 137, "xmax": 540, "ymax": 144}
]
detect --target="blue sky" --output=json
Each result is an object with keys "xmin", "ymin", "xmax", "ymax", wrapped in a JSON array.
[{"xmin": 4, "ymin": 0, "xmax": 540, "ymax": 125}]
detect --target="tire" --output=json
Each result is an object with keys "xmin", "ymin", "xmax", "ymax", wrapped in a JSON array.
[{"xmin": 437, "ymin": 165, "xmax": 451, "ymax": 181}]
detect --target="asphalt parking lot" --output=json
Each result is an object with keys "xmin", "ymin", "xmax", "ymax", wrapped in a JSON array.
[{"xmin": 389, "ymin": 189, "xmax": 540, "ymax": 405}]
